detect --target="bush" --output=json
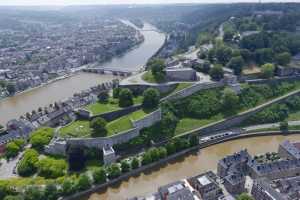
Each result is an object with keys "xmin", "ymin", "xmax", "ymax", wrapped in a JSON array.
[
  {"xmin": 118, "ymin": 88, "xmax": 134, "ymax": 107},
  {"xmin": 222, "ymin": 88, "xmax": 240, "ymax": 112},
  {"xmin": 44, "ymin": 184, "xmax": 59, "ymax": 200},
  {"xmin": 120, "ymin": 160, "xmax": 131, "ymax": 173},
  {"xmin": 29, "ymin": 127, "xmax": 54, "ymax": 151},
  {"xmin": 37, "ymin": 157, "xmax": 67, "ymax": 178},
  {"xmin": 4, "ymin": 195, "xmax": 23, "ymax": 200},
  {"xmin": 209, "ymin": 64, "xmax": 224, "ymax": 81},
  {"xmin": 142, "ymin": 88, "xmax": 160, "ymax": 109},
  {"xmin": 107, "ymin": 163, "xmax": 121, "ymax": 179},
  {"xmin": 76, "ymin": 174, "xmax": 91, "ymax": 191},
  {"xmin": 90, "ymin": 117, "xmax": 107, "ymax": 137},
  {"xmin": 166, "ymin": 142, "xmax": 176, "ymax": 155},
  {"xmin": 17, "ymin": 149, "xmax": 39, "ymax": 177},
  {"xmin": 227, "ymin": 56, "xmax": 244, "ymax": 75},
  {"xmin": 93, "ymin": 168, "xmax": 107, "ymax": 184},
  {"xmin": 61, "ymin": 178, "xmax": 76, "ymax": 196},
  {"xmin": 148, "ymin": 59, "xmax": 166, "ymax": 82},
  {"xmin": 158, "ymin": 147, "xmax": 167, "ymax": 159},
  {"xmin": 141, "ymin": 151, "xmax": 152, "ymax": 166},
  {"xmin": 5, "ymin": 142, "xmax": 20, "ymax": 159},
  {"xmin": 275, "ymin": 52, "xmax": 291, "ymax": 66},
  {"xmin": 131, "ymin": 157, "xmax": 140, "ymax": 169},
  {"xmin": 261, "ymin": 63, "xmax": 275, "ymax": 79},
  {"xmin": 24, "ymin": 186, "xmax": 44, "ymax": 200},
  {"xmin": 113, "ymin": 88, "xmax": 120, "ymax": 99}
]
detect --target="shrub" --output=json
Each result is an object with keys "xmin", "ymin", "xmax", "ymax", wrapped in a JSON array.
[
  {"xmin": 29, "ymin": 127, "xmax": 54, "ymax": 151},
  {"xmin": 5, "ymin": 142, "xmax": 20, "ymax": 159},
  {"xmin": 120, "ymin": 160, "xmax": 131, "ymax": 173},
  {"xmin": 76, "ymin": 174, "xmax": 91, "ymax": 191},
  {"xmin": 37, "ymin": 157, "xmax": 67, "ymax": 178},
  {"xmin": 209, "ymin": 64, "xmax": 224, "ymax": 81},
  {"xmin": 142, "ymin": 88, "xmax": 160, "ymax": 109},
  {"xmin": 93, "ymin": 168, "xmax": 107, "ymax": 184},
  {"xmin": 118, "ymin": 88, "xmax": 134, "ymax": 107},
  {"xmin": 107, "ymin": 163, "xmax": 121, "ymax": 179},
  {"xmin": 90, "ymin": 117, "xmax": 107, "ymax": 137},
  {"xmin": 131, "ymin": 157, "xmax": 140, "ymax": 169},
  {"xmin": 17, "ymin": 149, "xmax": 39, "ymax": 177},
  {"xmin": 261, "ymin": 63, "xmax": 275, "ymax": 79}
]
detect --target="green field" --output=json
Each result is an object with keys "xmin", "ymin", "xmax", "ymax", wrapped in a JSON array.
[
  {"xmin": 59, "ymin": 109, "xmax": 155, "ymax": 138},
  {"xmin": 174, "ymin": 114, "xmax": 224, "ymax": 135},
  {"xmin": 85, "ymin": 96, "xmax": 144, "ymax": 115},
  {"xmin": 288, "ymin": 111, "xmax": 300, "ymax": 121},
  {"xmin": 59, "ymin": 120, "xmax": 91, "ymax": 138}
]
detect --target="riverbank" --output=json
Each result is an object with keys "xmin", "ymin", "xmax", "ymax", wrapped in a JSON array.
[{"xmin": 66, "ymin": 130, "xmax": 300, "ymax": 200}]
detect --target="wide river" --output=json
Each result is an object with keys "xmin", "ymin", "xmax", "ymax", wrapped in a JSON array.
[
  {"xmin": 83, "ymin": 134, "xmax": 300, "ymax": 200},
  {"xmin": 0, "ymin": 22, "xmax": 166, "ymax": 126}
]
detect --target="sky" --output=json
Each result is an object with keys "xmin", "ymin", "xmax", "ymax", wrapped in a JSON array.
[{"xmin": 0, "ymin": 0, "xmax": 300, "ymax": 6}]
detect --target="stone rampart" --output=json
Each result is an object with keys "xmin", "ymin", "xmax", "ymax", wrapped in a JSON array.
[
  {"xmin": 66, "ymin": 109, "xmax": 161, "ymax": 150},
  {"xmin": 161, "ymin": 81, "xmax": 224, "ymax": 102}
]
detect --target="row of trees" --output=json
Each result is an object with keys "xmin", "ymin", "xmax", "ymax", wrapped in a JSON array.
[{"xmin": 3, "ymin": 134, "xmax": 198, "ymax": 200}]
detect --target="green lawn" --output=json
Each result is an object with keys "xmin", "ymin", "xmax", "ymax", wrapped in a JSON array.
[
  {"xmin": 142, "ymin": 71, "xmax": 166, "ymax": 83},
  {"xmin": 106, "ymin": 109, "xmax": 154, "ymax": 135},
  {"xmin": 60, "ymin": 108, "xmax": 155, "ymax": 137},
  {"xmin": 173, "ymin": 83, "xmax": 193, "ymax": 93},
  {"xmin": 85, "ymin": 96, "xmax": 144, "ymax": 115},
  {"xmin": 59, "ymin": 120, "xmax": 91, "ymax": 138},
  {"xmin": 174, "ymin": 114, "xmax": 224, "ymax": 135},
  {"xmin": 288, "ymin": 111, "xmax": 300, "ymax": 121}
]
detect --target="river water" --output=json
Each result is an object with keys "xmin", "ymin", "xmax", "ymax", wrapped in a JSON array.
[
  {"xmin": 0, "ymin": 22, "xmax": 166, "ymax": 126},
  {"xmin": 83, "ymin": 134, "xmax": 300, "ymax": 200}
]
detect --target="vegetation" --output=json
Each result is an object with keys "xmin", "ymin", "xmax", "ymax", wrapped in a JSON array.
[
  {"xmin": 148, "ymin": 59, "xmax": 166, "ymax": 82},
  {"xmin": 90, "ymin": 117, "xmax": 107, "ymax": 137},
  {"xmin": 118, "ymin": 88, "xmax": 134, "ymax": 107},
  {"xmin": 29, "ymin": 127, "xmax": 54, "ymax": 151},
  {"xmin": 17, "ymin": 149, "xmax": 39, "ymax": 177},
  {"xmin": 236, "ymin": 193, "xmax": 254, "ymax": 200},
  {"xmin": 142, "ymin": 88, "xmax": 160, "ymax": 109},
  {"xmin": 209, "ymin": 64, "xmax": 224, "ymax": 81},
  {"xmin": 37, "ymin": 157, "xmax": 67, "ymax": 179},
  {"xmin": 5, "ymin": 139, "xmax": 25, "ymax": 159},
  {"xmin": 261, "ymin": 63, "xmax": 275, "ymax": 79}
]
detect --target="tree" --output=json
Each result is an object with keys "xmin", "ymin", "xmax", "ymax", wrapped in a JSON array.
[
  {"xmin": 209, "ymin": 65, "xmax": 224, "ymax": 81},
  {"xmin": 255, "ymin": 48, "xmax": 274, "ymax": 64},
  {"xmin": 17, "ymin": 149, "xmax": 39, "ymax": 177},
  {"xmin": 149, "ymin": 148, "xmax": 160, "ymax": 162},
  {"xmin": 97, "ymin": 91, "xmax": 109, "ymax": 103},
  {"xmin": 61, "ymin": 178, "xmax": 76, "ymax": 196},
  {"xmin": 141, "ymin": 152, "xmax": 152, "ymax": 165},
  {"xmin": 222, "ymin": 88, "xmax": 240, "ymax": 112},
  {"xmin": 148, "ymin": 59, "xmax": 166, "ymax": 82},
  {"xmin": 107, "ymin": 163, "xmax": 121, "ymax": 179},
  {"xmin": 166, "ymin": 142, "xmax": 176, "ymax": 155},
  {"xmin": 76, "ymin": 174, "xmax": 91, "ymax": 191},
  {"xmin": 29, "ymin": 127, "xmax": 54, "ymax": 151},
  {"xmin": 120, "ymin": 160, "xmax": 131, "ymax": 173},
  {"xmin": 223, "ymin": 30, "xmax": 235, "ymax": 42},
  {"xmin": 236, "ymin": 193, "xmax": 254, "ymax": 200},
  {"xmin": 0, "ymin": 182, "xmax": 14, "ymax": 200},
  {"xmin": 275, "ymin": 52, "xmax": 291, "ymax": 66},
  {"xmin": 215, "ymin": 45, "xmax": 233, "ymax": 65},
  {"xmin": 93, "ymin": 168, "xmax": 107, "ymax": 184},
  {"xmin": 5, "ymin": 142, "xmax": 20, "ymax": 159},
  {"xmin": 227, "ymin": 56, "xmax": 245, "ymax": 75},
  {"xmin": 6, "ymin": 82, "xmax": 16, "ymax": 95},
  {"xmin": 37, "ymin": 157, "xmax": 67, "ymax": 178},
  {"xmin": 44, "ymin": 184, "xmax": 59, "ymax": 200},
  {"xmin": 131, "ymin": 157, "xmax": 140, "ymax": 169},
  {"xmin": 142, "ymin": 88, "xmax": 160, "ymax": 109},
  {"xmin": 261, "ymin": 63, "xmax": 275, "ymax": 79},
  {"xmin": 158, "ymin": 147, "xmax": 167, "ymax": 159},
  {"xmin": 90, "ymin": 117, "xmax": 107, "ymax": 137},
  {"xmin": 280, "ymin": 120, "xmax": 289, "ymax": 132},
  {"xmin": 113, "ymin": 88, "xmax": 120, "ymax": 99},
  {"xmin": 118, "ymin": 88, "xmax": 134, "ymax": 107},
  {"xmin": 24, "ymin": 186, "xmax": 44, "ymax": 200}
]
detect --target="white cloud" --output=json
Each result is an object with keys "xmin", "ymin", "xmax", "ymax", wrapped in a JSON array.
[{"xmin": 0, "ymin": 0, "xmax": 299, "ymax": 6}]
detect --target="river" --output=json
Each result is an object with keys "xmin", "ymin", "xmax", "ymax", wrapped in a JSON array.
[
  {"xmin": 0, "ymin": 22, "xmax": 166, "ymax": 126},
  {"xmin": 82, "ymin": 134, "xmax": 300, "ymax": 200}
]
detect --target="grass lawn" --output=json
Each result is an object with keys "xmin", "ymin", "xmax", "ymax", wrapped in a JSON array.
[
  {"xmin": 174, "ymin": 114, "xmax": 224, "ymax": 135},
  {"xmin": 85, "ymin": 96, "xmax": 143, "ymax": 115},
  {"xmin": 288, "ymin": 111, "xmax": 300, "ymax": 121},
  {"xmin": 173, "ymin": 83, "xmax": 193, "ymax": 93},
  {"xmin": 59, "ymin": 120, "xmax": 91, "ymax": 138},
  {"xmin": 106, "ymin": 109, "xmax": 154, "ymax": 135}
]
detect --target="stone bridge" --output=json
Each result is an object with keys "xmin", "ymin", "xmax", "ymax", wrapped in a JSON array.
[{"xmin": 83, "ymin": 67, "xmax": 134, "ymax": 76}]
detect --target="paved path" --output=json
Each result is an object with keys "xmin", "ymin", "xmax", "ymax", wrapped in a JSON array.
[{"xmin": 0, "ymin": 152, "xmax": 24, "ymax": 179}]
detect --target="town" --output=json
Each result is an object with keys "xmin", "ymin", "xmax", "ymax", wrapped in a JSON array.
[{"xmin": 2, "ymin": 3, "xmax": 300, "ymax": 200}]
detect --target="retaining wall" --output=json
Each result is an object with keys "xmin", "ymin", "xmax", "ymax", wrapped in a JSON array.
[
  {"xmin": 161, "ymin": 81, "xmax": 224, "ymax": 102},
  {"xmin": 67, "ymin": 109, "xmax": 161, "ymax": 149}
]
